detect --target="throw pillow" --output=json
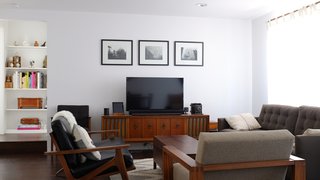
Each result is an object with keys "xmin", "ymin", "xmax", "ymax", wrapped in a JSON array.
[
  {"xmin": 73, "ymin": 124, "xmax": 101, "ymax": 161},
  {"xmin": 303, "ymin": 128, "xmax": 320, "ymax": 136},
  {"xmin": 240, "ymin": 113, "xmax": 261, "ymax": 130},
  {"xmin": 52, "ymin": 110, "xmax": 78, "ymax": 134},
  {"xmin": 226, "ymin": 113, "xmax": 261, "ymax": 130},
  {"xmin": 225, "ymin": 115, "xmax": 249, "ymax": 130}
]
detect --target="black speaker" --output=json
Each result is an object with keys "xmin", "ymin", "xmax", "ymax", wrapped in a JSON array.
[
  {"xmin": 104, "ymin": 108, "xmax": 109, "ymax": 115},
  {"xmin": 183, "ymin": 107, "xmax": 189, "ymax": 114},
  {"xmin": 190, "ymin": 103, "xmax": 202, "ymax": 114}
]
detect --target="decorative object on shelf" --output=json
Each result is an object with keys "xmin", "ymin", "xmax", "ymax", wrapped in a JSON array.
[
  {"xmin": 138, "ymin": 40, "xmax": 169, "ymax": 66},
  {"xmin": 6, "ymin": 57, "xmax": 14, "ymax": 67},
  {"xmin": 190, "ymin": 103, "xmax": 202, "ymax": 114},
  {"xmin": 174, "ymin": 41, "xmax": 204, "ymax": 66},
  {"xmin": 5, "ymin": 75, "xmax": 13, "ymax": 88},
  {"xmin": 41, "ymin": 41, "xmax": 46, "ymax": 47},
  {"xmin": 18, "ymin": 98, "xmax": 43, "ymax": 109},
  {"xmin": 43, "ymin": 55, "xmax": 47, "ymax": 68},
  {"xmin": 13, "ymin": 55, "xmax": 21, "ymax": 68},
  {"xmin": 14, "ymin": 41, "xmax": 18, "ymax": 46},
  {"xmin": 20, "ymin": 117, "xmax": 40, "ymax": 125},
  {"xmin": 112, "ymin": 102, "xmax": 124, "ymax": 115},
  {"xmin": 22, "ymin": 40, "xmax": 30, "ymax": 46},
  {"xmin": 101, "ymin": 39, "xmax": 133, "ymax": 65},
  {"xmin": 29, "ymin": 60, "xmax": 35, "ymax": 68},
  {"xmin": 34, "ymin": 40, "xmax": 39, "ymax": 47}
]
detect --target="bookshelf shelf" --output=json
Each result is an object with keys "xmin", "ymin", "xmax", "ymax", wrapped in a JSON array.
[
  {"xmin": 5, "ymin": 88, "xmax": 47, "ymax": 91},
  {"xmin": 5, "ymin": 109, "xmax": 47, "ymax": 112},
  {"xmin": 7, "ymin": 46, "xmax": 47, "ymax": 49},
  {"xmin": 5, "ymin": 67, "xmax": 47, "ymax": 71},
  {"xmin": 5, "ymin": 129, "xmax": 47, "ymax": 134}
]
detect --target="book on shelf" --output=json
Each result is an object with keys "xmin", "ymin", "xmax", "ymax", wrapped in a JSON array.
[
  {"xmin": 17, "ymin": 124, "xmax": 41, "ymax": 130},
  {"xmin": 20, "ymin": 117, "xmax": 40, "ymax": 124},
  {"xmin": 8, "ymin": 71, "xmax": 46, "ymax": 89}
]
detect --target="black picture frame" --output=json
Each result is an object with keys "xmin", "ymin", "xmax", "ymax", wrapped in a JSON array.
[
  {"xmin": 112, "ymin": 102, "xmax": 124, "ymax": 114},
  {"xmin": 174, "ymin": 41, "xmax": 204, "ymax": 66},
  {"xmin": 138, "ymin": 40, "xmax": 169, "ymax": 66},
  {"xmin": 101, "ymin": 39, "xmax": 133, "ymax": 65}
]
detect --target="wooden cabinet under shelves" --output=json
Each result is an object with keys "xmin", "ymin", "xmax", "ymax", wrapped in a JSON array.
[{"xmin": 101, "ymin": 114, "xmax": 209, "ymax": 142}]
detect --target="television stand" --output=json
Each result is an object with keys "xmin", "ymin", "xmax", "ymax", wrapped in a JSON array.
[{"xmin": 101, "ymin": 114, "xmax": 209, "ymax": 142}]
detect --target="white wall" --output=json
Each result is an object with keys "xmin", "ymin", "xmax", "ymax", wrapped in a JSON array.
[
  {"xmin": 251, "ymin": 15, "xmax": 270, "ymax": 115},
  {"xmin": 0, "ymin": 22, "xmax": 5, "ymax": 134},
  {"xmin": 0, "ymin": 9, "xmax": 252, "ymax": 130}
]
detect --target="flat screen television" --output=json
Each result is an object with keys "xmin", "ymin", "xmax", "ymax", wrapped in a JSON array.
[{"xmin": 126, "ymin": 77, "xmax": 184, "ymax": 115}]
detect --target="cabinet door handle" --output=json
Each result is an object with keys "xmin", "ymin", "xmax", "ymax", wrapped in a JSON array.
[
  {"xmin": 175, "ymin": 124, "xmax": 180, "ymax": 128},
  {"xmin": 147, "ymin": 124, "xmax": 152, "ymax": 128},
  {"xmin": 162, "ymin": 124, "xmax": 166, "ymax": 129},
  {"xmin": 133, "ymin": 124, "xmax": 138, "ymax": 129}
]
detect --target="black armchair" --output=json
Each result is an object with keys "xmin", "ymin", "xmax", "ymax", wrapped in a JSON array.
[
  {"xmin": 57, "ymin": 105, "xmax": 91, "ymax": 131},
  {"xmin": 46, "ymin": 119, "xmax": 135, "ymax": 179}
]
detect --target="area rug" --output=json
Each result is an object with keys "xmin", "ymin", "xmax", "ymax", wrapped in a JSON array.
[{"xmin": 110, "ymin": 158, "xmax": 163, "ymax": 180}]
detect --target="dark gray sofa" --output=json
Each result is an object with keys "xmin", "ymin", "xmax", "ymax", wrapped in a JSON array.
[{"xmin": 218, "ymin": 104, "xmax": 320, "ymax": 180}]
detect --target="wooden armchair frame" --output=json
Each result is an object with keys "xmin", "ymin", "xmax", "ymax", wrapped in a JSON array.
[
  {"xmin": 46, "ymin": 129, "xmax": 135, "ymax": 180},
  {"xmin": 163, "ymin": 145, "xmax": 306, "ymax": 180}
]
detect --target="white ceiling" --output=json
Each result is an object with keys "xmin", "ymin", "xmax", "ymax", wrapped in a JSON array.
[{"xmin": 0, "ymin": 0, "xmax": 316, "ymax": 19}]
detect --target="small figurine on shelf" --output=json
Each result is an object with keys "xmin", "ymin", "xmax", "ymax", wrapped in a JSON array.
[
  {"xmin": 6, "ymin": 57, "xmax": 14, "ymax": 67},
  {"xmin": 14, "ymin": 41, "xmax": 18, "ymax": 46},
  {"xmin": 41, "ymin": 41, "xmax": 46, "ymax": 47},
  {"xmin": 34, "ymin": 41, "xmax": 39, "ymax": 47},
  {"xmin": 43, "ymin": 55, "xmax": 47, "ymax": 68},
  {"xmin": 5, "ymin": 76, "xmax": 13, "ymax": 88},
  {"xmin": 30, "ymin": 60, "xmax": 35, "ymax": 68},
  {"xmin": 13, "ymin": 55, "xmax": 21, "ymax": 68}
]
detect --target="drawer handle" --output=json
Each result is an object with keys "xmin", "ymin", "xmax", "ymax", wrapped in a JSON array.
[
  {"xmin": 176, "ymin": 124, "xmax": 180, "ymax": 128},
  {"xmin": 147, "ymin": 124, "xmax": 152, "ymax": 128}
]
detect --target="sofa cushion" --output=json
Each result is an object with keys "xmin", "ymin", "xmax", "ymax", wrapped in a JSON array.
[
  {"xmin": 294, "ymin": 106, "xmax": 320, "ymax": 135},
  {"xmin": 226, "ymin": 113, "xmax": 261, "ymax": 130},
  {"xmin": 73, "ymin": 124, "xmax": 101, "ymax": 160},
  {"xmin": 258, "ymin": 104, "xmax": 299, "ymax": 134},
  {"xmin": 194, "ymin": 130, "xmax": 294, "ymax": 180},
  {"xmin": 302, "ymin": 128, "xmax": 320, "ymax": 136}
]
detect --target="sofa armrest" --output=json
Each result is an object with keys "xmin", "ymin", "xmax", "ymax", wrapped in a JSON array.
[
  {"xmin": 295, "ymin": 135, "xmax": 320, "ymax": 180},
  {"xmin": 217, "ymin": 118, "xmax": 231, "ymax": 131}
]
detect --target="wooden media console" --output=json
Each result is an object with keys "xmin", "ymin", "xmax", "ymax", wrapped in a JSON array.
[{"xmin": 101, "ymin": 114, "xmax": 209, "ymax": 142}]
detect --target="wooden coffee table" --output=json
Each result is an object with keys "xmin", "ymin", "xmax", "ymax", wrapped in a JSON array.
[{"xmin": 153, "ymin": 135, "xmax": 198, "ymax": 169}]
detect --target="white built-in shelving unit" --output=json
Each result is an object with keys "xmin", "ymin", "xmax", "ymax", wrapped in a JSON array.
[{"xmin": 1, "ymin": 20, "xmax": 47, "ymax": 134}]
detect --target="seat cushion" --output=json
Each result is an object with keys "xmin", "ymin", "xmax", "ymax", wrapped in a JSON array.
[{"xmin": 71, "ymin": 154, "xmax": 134, "ymax": 179}]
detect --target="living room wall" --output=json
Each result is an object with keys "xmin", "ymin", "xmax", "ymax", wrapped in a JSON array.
[{"xmin": 0, "ymin": 9, "xmax": 252, "ymax": 130}]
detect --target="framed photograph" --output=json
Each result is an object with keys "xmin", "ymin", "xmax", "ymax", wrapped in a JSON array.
[
  {"xmin": 138, "ymin": 40, "xmax": 169, "ymax": 66},
  {"xmin": 101, "ymin": 39, "xmax": 133, "ymax": 65},
  {"xmin": 174, "ymin": 41, "xmax": 204, "ymax": 66},
  {"xmin": 112, "ymin": 102, "xmax": 124, "ymax": 115}
]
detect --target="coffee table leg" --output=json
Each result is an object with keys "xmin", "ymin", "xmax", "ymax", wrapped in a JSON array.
[{"xmin": 153, "ymin": 161, "xmax": 157, "ymax": 169}]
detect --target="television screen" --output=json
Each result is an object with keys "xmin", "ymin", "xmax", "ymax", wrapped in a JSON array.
[{"xmin": 126, "ymin": 77, "xmax": 184, "ymax": 115}]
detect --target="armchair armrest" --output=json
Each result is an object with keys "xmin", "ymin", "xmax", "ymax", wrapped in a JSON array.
[{"xmin": 163, "ymin": 145, "xmax": 306, "ymax": 180}]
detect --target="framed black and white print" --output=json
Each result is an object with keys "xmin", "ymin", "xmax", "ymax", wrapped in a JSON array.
[
  {"xmin": 174, "ymin": 41, "xmax": 204, "ymax": 66},
  {"xmin": 138, "ymin": 40, "xmax": 169, "ymax": 66},
  {"xmin": 101, "ymin": 39, "xmax": 133, "ymax": 65}
]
